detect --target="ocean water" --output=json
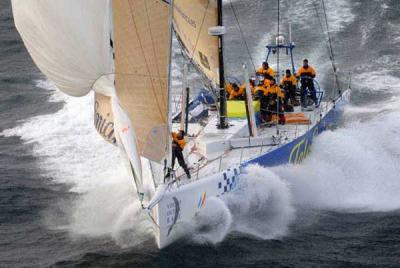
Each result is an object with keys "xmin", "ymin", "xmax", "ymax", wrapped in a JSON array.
[{"xmin": 1, "ymin": 0, "xmax": 400, "ymax": 267}]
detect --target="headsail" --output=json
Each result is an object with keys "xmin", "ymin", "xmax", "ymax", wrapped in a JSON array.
[
  {"xmin": 113, "ymin": 0, "xmax": 171, "ymax": 163},
  {"xmin": 12, "ymin": 0, "xmax": 174, "ymax": 200},
  {"xmin": 11, "ymin": 0, "xmax": 114, "ymax": 97},
  {"xmin": 173, "ymin": 0, "xmax": 220, "ymax": 86}
]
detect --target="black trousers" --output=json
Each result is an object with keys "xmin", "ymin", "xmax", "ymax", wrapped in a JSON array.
[
  {"xmin": 172, "ymin": 143, "xmax": 190, "ymax": 177},
  {"xmin": 300, "ymin": 78, "xmax": 317, "ymax": 105}
]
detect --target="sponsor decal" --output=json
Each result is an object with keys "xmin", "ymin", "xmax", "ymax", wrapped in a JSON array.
[
  {"xmin": 174, "ymin": 5, "xmax": 197, "ymax": 28},
  {"xmin": 288, "ymin": 127, "xmax": 319, "ymax": 164},
  {"xmin": 167, "ymin": 197, "xmax": 181, "ymax": 236},
  {"xmin": 122, "ymin": 125, "xmax": 130, "ymax": 134},
  {"xmin": 197, "ymin": 192, "xmax": 207, "ymax": 209},
  {"xmin": 94, "ymin": 101, "xmax": 116, "ymax": 144},
  {"xmin": 218, "ymin": 168, "xmax": 239, "ymax": 195},
  {"xmin": 198, "ymin": 51, "xmax": 211, "ymax": 70}
]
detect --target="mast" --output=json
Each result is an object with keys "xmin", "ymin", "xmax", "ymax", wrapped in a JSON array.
[
  {"xmin": 217, "ymin": 0, "xmax": 228, "ymax": 129},
  {"xmin": 276, "ymin": 0, "xmax": 280, "ymax": 134},
  {"xmin": 166, "ymin": 0, "xmax": 175, "ymax": 178}
]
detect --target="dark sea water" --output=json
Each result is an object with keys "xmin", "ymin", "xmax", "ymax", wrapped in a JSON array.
[{"xmin": 1, "ymin": 0, "xmax": 400, "ymax": 267}]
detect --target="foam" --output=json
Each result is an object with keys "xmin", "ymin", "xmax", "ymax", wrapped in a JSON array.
[
  {"xmin": 1, "ymin": 80, "xmax": 153, "ymax": 246},
  {"xmin": 182, "ymin": 165, "xmax": 295, "ymax": 245}
]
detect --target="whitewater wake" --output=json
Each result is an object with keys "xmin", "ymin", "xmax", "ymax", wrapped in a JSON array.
[{"xmin": 183, "ymin": 165, "xmax": 295, "ymax": 245}]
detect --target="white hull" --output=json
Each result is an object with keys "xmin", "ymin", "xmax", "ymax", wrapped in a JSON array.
[{"xmin": 151, "ymin": 90, "xmax": 350, "ymax": 249}]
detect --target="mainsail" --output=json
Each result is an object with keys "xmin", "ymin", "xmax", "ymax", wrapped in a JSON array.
[{"xmin": 173, "ymin": 0, "xmax": 220, "ymax": 86}]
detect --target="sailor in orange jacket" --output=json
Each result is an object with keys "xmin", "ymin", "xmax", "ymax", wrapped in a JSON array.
[
  {"xmin": 296, "ymin": 59, "xmax": 317, "ymax": 107},
  {"xmin": 280, "ymin": 69, "xmax": 298, "ymax": 107},
  {"xmin": 260, "ymin": 79, "xmax": 285, "ymax": 124},
  {"xmin": 256, "ymin": 61, "xmax": 275, "ymax": 81},
  {"xmin": 226, "ymin": 82, "xmax": 245, "ymax": 100},
  {"xmin": 171, "ymin": 130, "xmax": 190, "ymax": 179}
]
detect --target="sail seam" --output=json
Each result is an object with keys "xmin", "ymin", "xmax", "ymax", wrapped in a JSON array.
[
  {"xmin": 189, "ymin": 0, "xmax": 210, "ymax": 60},
  {"xmin": 144, "ymin": 0, "xmax": 168, "ymax": 115},
  {"xmin": 126, "ymin": 0, "xmax": 165, "ymax": 121}
]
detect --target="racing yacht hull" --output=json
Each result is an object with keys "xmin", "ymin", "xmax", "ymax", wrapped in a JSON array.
[{"xmin": 154, "ymin": 90, "xmax": 350, "ymax": 249}]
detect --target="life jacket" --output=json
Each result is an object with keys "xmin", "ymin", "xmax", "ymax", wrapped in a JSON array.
[
  {"xmin": 172, "ymin": 132, "xmax": 186, "ymax": 150},
  {"xmin": 296, "ymin": 66, "xmax": 316, "ymax": 79},
  {"xmin": 280, "ymin": 75, "xmax": 297, "ymax": 87},
  {"xmin": 256, "ymin": 66, "xmax": 275, "ymax": 80}
]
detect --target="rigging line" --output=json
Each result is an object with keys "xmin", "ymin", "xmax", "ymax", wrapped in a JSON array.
[
  {"xmin": 314, "ymin": 0, "xmax": 340, "ymax": 92},
  {"xmin": 276, "ymin": 0, "xmax": 280, "ymax": 135},
  {"xmin": 182, "ymin": 1, "xmax": 216, "ymax": 97},
  {"xmin": 173, "ymin": 3, "xmax": 215, "ymax": 95},
  {"xmin": 321, "ymin": 0, "xmax": 336, "ymax": 68},
  {"xmin": 229, "ymin": 0, "xmax": 257, "ymax": 74},
  {"xmin": 313, "ymin": 2, "xmax": 331, "ymax": 57},
  {"xmin": 144, "ymin": 0, "xmax": 169, "ymax": 118},
  {"xmin": 320, "ymin": 0, "xmax": 340, "ymax": 92},
  {"xmin": 127, "ymin": 1, "xmax": 165, "ymax": 121},
  {"xmin": 174, "ymin": 29, "xmax": 214, "ymax": 90}
]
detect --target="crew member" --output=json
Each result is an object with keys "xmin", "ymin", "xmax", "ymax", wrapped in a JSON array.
[
  {"xmin": 171, "ymin": 130, "xmax": 191, "ymax": 179},
  {"xmin": 280, "ymin": 69, "xmax": 298, "ymax": 107},
  {"xmin": 253, "ymin": 83, "xmax": 267, "ymax": 100},
  {"xmin": 261, "ymin": 78, "xmax": 285, "ymax": 124},
  {"xmin": 296, "ymin": 59, "xmax": 317, "ymax": 107},
  {"xmin": 240, "ymin": 79, "xmax": 255, "ymax": 96},
  {"xmin": 225, "ymin": 82, "xmax": 245, "ymax": 100},
  {"xmin": 256, "ymin": 61, "xmax": 275, "ymax": 81}
]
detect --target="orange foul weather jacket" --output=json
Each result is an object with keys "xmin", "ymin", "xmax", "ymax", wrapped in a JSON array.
[
  {"xmin": 172, "ymin": 132, "xmax": 186, "ymax": 150},
  {"xmin": 264, "ymin": 84, "xmax": 284, "ymax": 98},
  {"xmin": 256, "ymin": 66, "xmax": 275, "ymax": 79},
  {"xmin": 296, "ymin": 66, "xmax": 316, "ymax": 79},
  {"xmin": 280, "ymin": 75, "xmax": 297, "ymax": 87},
  {"xmin": 225, "ymin": 83, "xmax": 245, "ymax": 100}
]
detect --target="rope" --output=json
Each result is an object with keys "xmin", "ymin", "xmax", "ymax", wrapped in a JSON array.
[
  {"xmin": 313, "ymin": 0, "xmax": 340, "ymax": 93},
  {"xmin": 229, "ymin": 0, "xmax": 257, "ymax": 73},
  {"xmin": 321, "ymin": 0, "xmax": 341, "ymax": 93}
]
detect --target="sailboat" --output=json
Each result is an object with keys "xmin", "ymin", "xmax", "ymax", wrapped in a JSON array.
[{"xmin": 12, "ymin": 0, "xmax": 350, "ymax": 249}]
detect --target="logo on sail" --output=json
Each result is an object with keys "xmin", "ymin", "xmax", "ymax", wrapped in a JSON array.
[
  {"xmin": 198, "ymin": 51, "xmax": 211, "ymax": 70},
  {"xmin": 94, "ymin": 95, "xmax": 116, "ymax": 144}
]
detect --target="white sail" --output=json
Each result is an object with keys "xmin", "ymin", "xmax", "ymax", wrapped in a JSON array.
[
  {"xmin": 11, "ymin": 0, "xmax": 113, "ymax": 97},
  {"xmin": 12, "ymin": 0, "xmax": 173, "ymax": 197}
]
